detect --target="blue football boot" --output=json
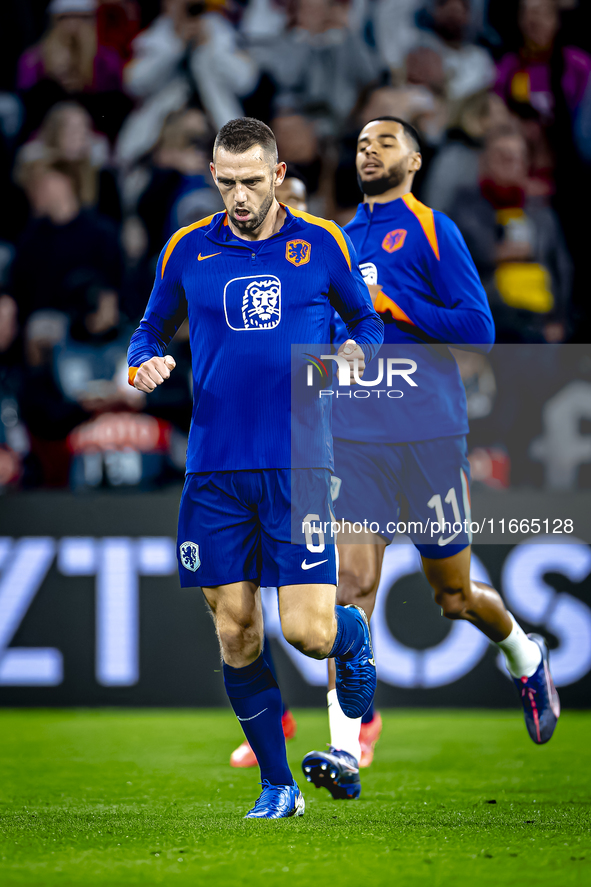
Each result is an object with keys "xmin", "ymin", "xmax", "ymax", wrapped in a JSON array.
[
  {"xmin": 302, "ymin": 747, "xmax": 361, "ymax": 800},
  {"xmin": 513, "ymin": 634, "xmax": 560, "ymax": 745},
  {"xmin": 335, "ymin": 605, "xmax": 376, "ymax": 719},
  {"xmin": 244, "ymin": 780, "xmax": 305, "ymax": 819}
]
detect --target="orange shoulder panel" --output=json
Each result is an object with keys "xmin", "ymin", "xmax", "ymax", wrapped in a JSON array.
[
  {"xmin": 402, "ymin": 193, "xmax": 440, "ymax": 261},
  {"xmin": 160, "ymin": 213, "xmax": 218, "ymax": 278},
  {"xmin": 287, "ymin": 207, "xmax": 351, "ymax": 270}
]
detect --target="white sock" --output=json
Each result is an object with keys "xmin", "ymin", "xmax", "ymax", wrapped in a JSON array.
[
  {"xmin": 327, "ymin": 689, "xmax": 361, "ymax": 763},
  {"xmin": 496, "ymin": 614, "xmax": 542, "ymax": 678}
]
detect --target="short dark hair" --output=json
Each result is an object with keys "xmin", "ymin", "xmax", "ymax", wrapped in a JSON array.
[
  {"xmin": 363, "ymin": 116, "xmax": 421, "ymax": 154},
  {"xmin": 213, "ymin": 117, "xmax": 278, "ymax": 163}
]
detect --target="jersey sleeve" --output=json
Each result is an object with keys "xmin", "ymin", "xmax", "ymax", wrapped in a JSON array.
[
  {"xmin": 127, "ymin": 236, "xmax": 188, "ymax": 384},
  {"xmin": 383, "ymin": 215, "xmax": 495, "ymax": 351},
  {"xmin": 323, "ymin": 226, "xmax": 384, "ymax": 361}
]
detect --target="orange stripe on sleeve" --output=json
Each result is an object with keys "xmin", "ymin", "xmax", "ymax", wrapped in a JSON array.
[
  {"xmin": 402, "ymin": 193, "xmax": 440, "ymax": 261},
  {"xmin": 286, "ymin": 206, "xmax": 351, "ymax": 269},
  {"xmin": 374, "ymin": 291, "xmax": 415, "ymax": 325},
  {"xmin": 160, "ymin": 213, "xmax": 217, "ymax": 278},
  {"xmin": 128, "ymin": 366, "xmax": 140, "ymax": 387}
]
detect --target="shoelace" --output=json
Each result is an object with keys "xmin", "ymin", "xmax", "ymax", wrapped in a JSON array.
[
  {"xmin": 521, "ymin": 677, "xmax": 541, "ymax": 742},
  {"xmin": 250, "ymin": 780, "xmax": 290, "ymax": 813}
]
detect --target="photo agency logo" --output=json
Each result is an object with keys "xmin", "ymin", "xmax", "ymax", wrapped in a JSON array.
[{"xmin": 305, "ymin": 352, "xmax": 418, "ymax": 398}]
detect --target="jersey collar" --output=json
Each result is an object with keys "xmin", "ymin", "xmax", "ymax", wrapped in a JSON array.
[
  {"xmin": 204, "ymin": 205, "xmax": 299, "ymax": 247},
  {"xmin": 355, "ymin": 195, "xmax": 410, "ymax": 223}
]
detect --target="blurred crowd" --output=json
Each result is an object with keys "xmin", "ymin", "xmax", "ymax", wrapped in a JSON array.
[{"xmin": 0, "ymin": 0, "xmax": 590, "ymax": 492}]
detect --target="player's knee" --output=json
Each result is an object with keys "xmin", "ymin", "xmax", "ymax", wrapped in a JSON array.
[
  {"xmin": 433, "ymin": 587, "xmax": 468, "ymax": 620},
  {"xmin": 217, "ymin": 618, "xmax": 261, "ymax": 660},
  {"xmin": 282, "ymin": 620, "xmax": 334, "ymax": 659}
]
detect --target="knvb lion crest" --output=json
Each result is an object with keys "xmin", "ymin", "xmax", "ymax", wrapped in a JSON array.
[
  {"xmin": 179, "ymin": 541, "xmax": 200, "ymax": 572},
  {"xmin": 224, "ymin": 275, "xmax": 282, "ymax": 330},
  {"xmin": 382, "ymin": 229, "xmax": 407, "ymax": 253},
  {"xmin": 241, "ymin": 277, "xmax": 281, "ymax": 329},
  {"xmin": 286, "ymin": 239, "xmax": 311, "ymax": 267}
]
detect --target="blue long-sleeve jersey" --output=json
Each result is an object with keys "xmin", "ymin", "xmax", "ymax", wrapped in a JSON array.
[
  {"xmin": 128, "ymin": 206, "xmax": 383, "ymax": 472},
  {"xmin": 331, "ymin": 194, "xmax": 495, "ymax": 444}
]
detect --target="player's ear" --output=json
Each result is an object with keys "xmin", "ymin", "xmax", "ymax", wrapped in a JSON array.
[
  {"xmin": 209, "ymin": 161, "xmax": 217, "ymax": 184},
  {"xmin": 274, "ymin": 161, "xmax": 287, "ymax": 187},
  {"xmin": 410, "ymin": 152, "xmax": 422, "ymax": 173}
]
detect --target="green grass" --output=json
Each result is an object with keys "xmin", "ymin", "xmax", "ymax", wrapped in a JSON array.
[{"xmin": 0, "ymin": 710, "xmax": 589, "ymax": 887}]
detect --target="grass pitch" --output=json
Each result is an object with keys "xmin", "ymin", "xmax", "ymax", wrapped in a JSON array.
[{"xmin": 0, "ymin": 710, "xmax": 589, "ymax": 887}]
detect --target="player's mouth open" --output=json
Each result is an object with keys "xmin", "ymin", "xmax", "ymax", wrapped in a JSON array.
[
  {"xmin": 362, "ymin": 163, "xmax": 382, "ymax": 173},
  {"xmin": 235, "ymin": 209, "xmax": 251, "ymax": 219}
]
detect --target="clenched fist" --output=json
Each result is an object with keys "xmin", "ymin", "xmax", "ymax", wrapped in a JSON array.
[
  {"xmin": 133, "ymin": 355, "xmax": 176, "ymax": 392},
  {"xmin": 337, "ymin": 338, "xmax": 366, "ymax": 383}
]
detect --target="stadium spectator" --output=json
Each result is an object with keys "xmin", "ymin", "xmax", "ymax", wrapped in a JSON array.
[
  {"xmin": 253, "ymin": 0, "xmax": 379, "ymax": 133},
  {"xmin": 413, "ymin": 0, "xmax": 496, "ymax": 101},
  {"xmin": 0, "ymin": 294, "xmax": 26, "ymax": 489},
  {"xmin": 54, "ymin": 279, "xmax": 141, "ymax": 418},
  {"xmin": 96, "ymin": 0, "xmax": 142, "ymax": 62},
  {"xmin": 117, "ymin": 0, "xmax": 260, "ymax": 166},
  {"xmin": 9, "ymin": 159, "xmax": 124, "ymax": 323},
  {"xmin": 239, "ymin": 0, "xmax": 290, "ymax": 42},
  {"xmin": 18, "ymin": 101, "xmax": 122, "ymax": 224},
  {"xmin": 16, "ymin": 0, "xmax": 128, "ymax": 141},
  {"xmin": 137, "ymin": 107, "xmax": 222, "ymax": 257},
  {"xmin": 493, "ymin": 0, "xmax": 591, "ymax": 339},
  {"xmin": 0, "ymin": 122, "xmax": 30, "ymax": 260},
  {"xmin": 494, "ymin": 0, "xmax": 591, "ymax": 126},
  {"xmin": 450, "ymin": 128, "xmax": 572, "ymax": 342},
  {"xmin": 372, "ymin": 0, "xmax": 424, "ymax": 73},
  {"xmin": 269, "ymin": 112, "xmax": 321, "ymax": 196},
  {"xmin": 424, "ymin": 89, "xmax": 513, "ymax": 213},
  {"xmin": 19, "ymin": 309, "xmax": 84, "ymax": 487},
  {"xmin": 404, "ymin": 45, "xmax": 447, "ymax": 97},
  {"xmin": 358, "ymin": 84, "xmax": 446, "ymax": 139}
]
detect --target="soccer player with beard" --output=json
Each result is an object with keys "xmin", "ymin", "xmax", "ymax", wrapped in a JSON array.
[
  {"xmin": 229, "ymin": 171, "xmax": 308, "ymax": 771},
  {"xmin": 301, "ymin": 116, "xmax": 560, "ymax": 801},
  {"xmin": 128, "ymin": 118, "xmax": 383, "ymax": 818}
]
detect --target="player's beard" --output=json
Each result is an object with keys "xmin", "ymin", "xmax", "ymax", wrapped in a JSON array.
[
  {"xmin": 230, "ymin": 185, "xmax": 275, "ymax": 233},
  {"xmin": 357, "ymin": 157, "xmax": 407, "ymax": 197}
]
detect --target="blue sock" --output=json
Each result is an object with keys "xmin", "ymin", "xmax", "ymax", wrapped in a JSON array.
[
  {"xmin": 223, "ymin": 653, "xmax": 293, "ymax": 786},
  {"xmin": 328, "ymin": 606, "xmax": 365, "ymax": 660},
  {"xmin": 361, "ymin": 700, "xmax": 375, "ymax": 724},
  {"xmin": 262, "ymin": 633, "xmax": 287, "ymax": 716}
]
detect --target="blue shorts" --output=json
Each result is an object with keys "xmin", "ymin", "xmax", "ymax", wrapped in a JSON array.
[
  {"xmin": 332, "ymin": 435, "xmax": 472, "ymax": 559},
  {"xmin": 177, "ymin": 468, "xmax": 337, "ymax": 587}
]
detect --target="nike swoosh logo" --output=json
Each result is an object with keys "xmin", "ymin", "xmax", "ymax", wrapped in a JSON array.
[
  {"xmin": 438, "ymin": 531, "xmax": 460, "ymax": 546},
  {"xmin": 301, "ymin": 559, "xmax": 328, "ymax": 570},
  {"xmin": 237, "ymin": 708, "xmax": 268, "ymax": 722},
  {"xmin": 197, "ymin": 252, "xmax": 221, "ymax": 261}
]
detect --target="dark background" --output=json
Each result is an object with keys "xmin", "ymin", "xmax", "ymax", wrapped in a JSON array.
[{"xmin": 0, "ymin": 489, "xmax": 589, "ymax": 709}]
